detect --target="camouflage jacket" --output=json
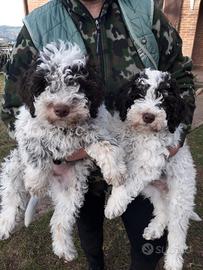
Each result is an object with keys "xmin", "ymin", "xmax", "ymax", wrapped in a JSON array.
[{"xmin": 1, "ymin": 0, "xmax": 195, "ymax": 145}]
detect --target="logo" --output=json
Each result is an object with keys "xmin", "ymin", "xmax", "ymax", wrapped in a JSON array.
[{"xmin": 142, "ymin": 243, "xmax": 154, "ymax": 255}]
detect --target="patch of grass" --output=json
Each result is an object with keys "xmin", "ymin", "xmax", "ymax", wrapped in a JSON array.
[
  {"xmin": 0, "ymin": 122, "xmax": 16, "ymax": 163},
  {"xmin": 188, "ymin": 125, "xmax": 203, "ymax": 166},
  {"xmin": 185, "ymin": 125, "xmax": 203, "ymax": 270},
  {"xmin": 0, "ymin": 73, "xmax": 4, "ymax": 95},
  {"xmin": 0, "ymin": 73, "xmax": 16, "ymax": 162}
]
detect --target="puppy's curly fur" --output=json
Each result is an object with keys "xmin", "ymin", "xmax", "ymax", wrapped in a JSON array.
[
  {"xmin": 115, "ymin": 70, "xmax": 186, "ymax": 133},
  {"xmin": 19, "ymin": 57, "xmax": 103, "ymax": 119},
  {"xmin": 103, "ymin": 69, "xmax": 199, "ymax": 270},
  {"xmin": 0, "ymin": 41, "xmax": 126, "ymax": 262}
]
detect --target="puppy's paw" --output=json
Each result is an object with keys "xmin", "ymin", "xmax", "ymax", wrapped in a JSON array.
[
  {"xmin": 105, "ymin": 203, "xmax": 125, "ymax": 219},
  {"xmin": 0, "ymin": 230, "xmax": 10, "ymax": 240},
  {"xmin": 143, "ymin": 222, "xmax": 165, "ymax": 240},
  {"xmin": 105, "ymin": 187, "xmax": 129, "ymax": 219},
  {"xmin": 53, "ymin": 243, "xmax": 78, "ymax": 262},
  {"xmin": 0, "ymin": 216, "xmax": 13, "ymax": 240},
  {"xmin": 164, "ymin": 252, "xmax": 183, "ymax": 270}
]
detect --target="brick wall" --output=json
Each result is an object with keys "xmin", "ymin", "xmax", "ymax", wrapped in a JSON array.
[
  {"xmin": 27, "ymin": 0, "xmax": 48, "ymax": 13},
  {"xmin": 163, "ymin": 0, "xmax": 183, "ymax": 30},
  {"xmin": 179, "ymin": 0, "xmax": 201, "ymax": 57},
  {"xmin": 192, "ymin": 1, "xmax": 203, "ymax": 67}
]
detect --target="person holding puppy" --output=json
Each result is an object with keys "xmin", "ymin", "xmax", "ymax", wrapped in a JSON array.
[{"xmin": 1, "ymin": 0, "xmax": 195, "ymax": 269}]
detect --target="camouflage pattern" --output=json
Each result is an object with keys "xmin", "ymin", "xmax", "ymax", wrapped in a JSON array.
[
  {"xmin": 1, "ymin": 0, "xmax": 195, "ymax": 146},
  {"xmin": 1, "ymin": 28, "xmax": 38, "ymax": 134},
  {"xmin": 152, "ymin": 8, "xmax": 195, "ymax": 144},
  {"xmin": 0, "ymin": 48, "xmax": 11, "ymax": 72}
]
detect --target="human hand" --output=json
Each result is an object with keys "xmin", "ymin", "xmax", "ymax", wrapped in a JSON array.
[
  {"xmin": 167, "ymin": 144, "xmax": 181, "ymax": 158},
  {"xmin": 53, "ymin": 149, "xmax": 88, "ymax": 177},
  {"xmin": 151, "ymin": 145, "xmax": 181, "ymax": 192},
  {"xmin": 65, "ymin": 148, "xmax": 88, "ymax": 162}
]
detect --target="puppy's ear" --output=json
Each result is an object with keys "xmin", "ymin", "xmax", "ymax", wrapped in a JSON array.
[
  {"xmin": 115, "ymin": 73, "xmax": 145, "ymax": 121},
  {"xmin": 77, "ymin": 64, "xmax": 104, "ymax": 118},
  {"xmin": 162, "ymin": 76, "xmax": 186, "ymax": 133},
  {"xmin": 18, "ymin": 65, "xmax": 47, "ymax": 117},
  {"xmin": 115, "ymin": 86, "xmax": 130, "ymax": 121}
]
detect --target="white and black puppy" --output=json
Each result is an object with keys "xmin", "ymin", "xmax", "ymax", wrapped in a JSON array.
[
  {"xmin": 0, "ymin": 41, "xmax": 126, "ymax": 262},
  {"xmin": 103, "ymin": 69, "xmax": 200, "ymax": 270}
]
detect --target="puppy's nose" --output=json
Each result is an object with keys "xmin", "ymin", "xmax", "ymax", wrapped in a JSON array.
[
  {"xmin": 54, "ymin": 104, "xmax": 70, "ymax": 118},
  {"xmin": 143, "ymin": 113, "xmax": 155, "ymax": 124}
]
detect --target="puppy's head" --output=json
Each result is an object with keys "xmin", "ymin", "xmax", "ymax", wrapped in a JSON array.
[
  {"xmin": 115, "ymin": 69, "xmax": 186, "ymax": 133},
  {"xmin": 18, "ymin": 41, "xmax": 103, "ymax": 128}
]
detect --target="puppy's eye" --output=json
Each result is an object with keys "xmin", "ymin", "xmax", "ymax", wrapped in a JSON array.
[
  {"xmin": 155, "ymin": 103, "xmax": 162, "ymax": 109},
  {"xmin": 140, "ymin": 90, "xmax": 146, "ymax": 97},
  {"xmin": 72, "ymin": 98, "xmax": 78, "ymax": 104},
  {"xmin": 127, "ymin": 88, "xmax": 132, "ymax": 95},
  {"xmin": 162, "ymin": 90, "xmax": 169, "ymax": 97},
  {"xmin": 66, "ymin": 78, "xmax": 74, "ymax": 86},
  {"xmin": 49, "ymin": 86, "xmax": 57, "ymax": 94}
]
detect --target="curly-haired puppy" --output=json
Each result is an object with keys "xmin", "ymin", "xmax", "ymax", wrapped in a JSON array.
[
  {"xmin": 0, "ymin": 41, "xmax": 126, "ymax": 261},
  {"xmin": 103, "ymin": 69, "xmax": 200, "ymax": 270}
]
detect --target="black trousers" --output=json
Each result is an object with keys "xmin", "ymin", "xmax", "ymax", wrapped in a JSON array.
[{"xmin": 77, "ymin": 187, "xmax": 167, "ymax": 270}]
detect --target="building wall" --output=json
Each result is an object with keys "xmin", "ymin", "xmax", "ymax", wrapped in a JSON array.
[
  {"xmin": 163, "ymin": 0, "xmax": 183, "ymax": 30},
  {"xmin": 27, "ymin": 0, "xmax": 48, "ymax": 13},
  {"xmin": 192, "ymin": 1, "xmax": 203, "ymax": 67},
  {"xmin": 179, "ymin": 0, "xmax": 201, "ymax": 57}
]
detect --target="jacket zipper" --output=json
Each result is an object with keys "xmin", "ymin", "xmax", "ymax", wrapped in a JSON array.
[
  {"xmin": 95, "ymin": 18, "xmax": 101, "ymax": 55},
  {"xmin": 95, "ymin": 18, "xmax": 106, "ymax": 86}
]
